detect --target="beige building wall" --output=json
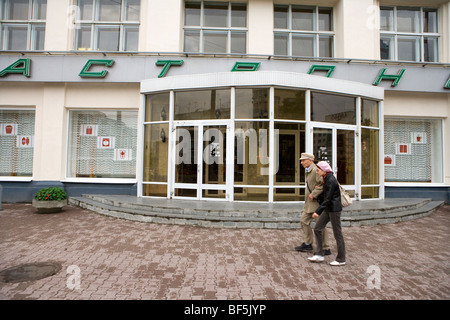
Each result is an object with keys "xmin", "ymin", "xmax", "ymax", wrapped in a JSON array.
[
  {"xmin": 440, "ymin": 2, "xmax": 450, "ymax": 63},
  {"xmin": 140, "ymin": 0, "xmax": 183, "ymax": 52},
  {"xmin": 248, "ymin": 0, "xmax": 274, "ymax": 55},
  {"xmin": 44, "ymin": 0, "xmax": 72, "ymax": 50},
  {"xmin": 334, "ymin": 0, "xmax": 380, "ymax": 59}
]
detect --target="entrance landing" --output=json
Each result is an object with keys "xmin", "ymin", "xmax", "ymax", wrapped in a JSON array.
[{"xmin": 69, "ymin": 195, "xmax": 444, "ymax": 229}]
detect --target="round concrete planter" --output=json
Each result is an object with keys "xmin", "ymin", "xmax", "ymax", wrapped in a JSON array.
[{"xmin": 32, "ymin": 199, "xmax": 67, "ymax": 214}]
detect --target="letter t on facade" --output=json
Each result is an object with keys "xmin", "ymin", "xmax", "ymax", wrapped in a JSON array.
[{"xmin": 156, "ymin": 60, "xmax": 184, "ymax": 78}]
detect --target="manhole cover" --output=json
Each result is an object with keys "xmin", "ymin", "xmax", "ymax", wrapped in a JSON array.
[{"xmin": 0, "ymin": 262, "xmax": 62, "ymax": 283}]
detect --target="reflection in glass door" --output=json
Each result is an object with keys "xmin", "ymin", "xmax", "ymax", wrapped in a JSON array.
[
  {"xmin": 276, "ymin": 132, "xmax": 298, "ymax": 184},
  {"xmin": 202, "ymin": 125, "xmax": 227, "ymax": 199},
  {"xmin": 274, "ymin": 130, "xmax": 303, "ymax": 201},
  {"xmin": 313, "ymin": 126, "xmax": 355, "ymax": 193},
  {"xmin": 313, "ymin": 128, "xmax": 333, "ymax": 165},
  {"xmin": 174, "ymin": 126, "xmax": 198, "ymax": 197}
]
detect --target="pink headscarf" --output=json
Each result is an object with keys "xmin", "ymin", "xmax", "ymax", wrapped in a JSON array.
[{"xmin": 316, "ymin": 161, "xmax": 333, "ymax": 173}]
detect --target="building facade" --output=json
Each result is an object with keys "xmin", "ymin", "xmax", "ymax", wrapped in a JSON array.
[{"xmin": 1, "ymin": 0, "xmax": 449, "ymax": 203}]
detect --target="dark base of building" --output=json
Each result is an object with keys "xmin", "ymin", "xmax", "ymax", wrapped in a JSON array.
[
  {"xmin": 0, "ymin": 181, "xmax": 137, "ymax": 203},
  {"xmin": 0, "ymin": 181, "xmax": 449, "ymax": 204},
  {"xmin": 385, "ymin": 186, "xmax": 450, "ymax": 204}
]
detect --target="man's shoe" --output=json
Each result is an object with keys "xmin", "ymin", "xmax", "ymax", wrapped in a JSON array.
[
  {"xmin": 295, "ymin": 243, "xmax": 313, "ymax": 252},
  {"xmin": 307, "ymin": 255, "xmax": 324, "ymax": 263},
  {"xmin": 323, "ymin": 249, "xmax": 331, "ymax": 256},
  {"xmin": 330, "ymin": 260, "xmax": 346, "ymax": 266}
]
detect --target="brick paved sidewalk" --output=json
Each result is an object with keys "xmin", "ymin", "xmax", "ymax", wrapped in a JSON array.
[{"xmin": 0, "ymin": 203, "xmax": 449, "ymax": 300}]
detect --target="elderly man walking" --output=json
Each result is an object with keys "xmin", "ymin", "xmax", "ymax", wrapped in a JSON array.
[{"xmin": 295, "ymin": 153, "xmax": 331, "ymax": 255}]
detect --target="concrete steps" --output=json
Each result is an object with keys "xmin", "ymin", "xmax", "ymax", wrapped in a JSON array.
[{"xmin": 68, "ymin": 194, "xmax": 444, "ymax": 229}]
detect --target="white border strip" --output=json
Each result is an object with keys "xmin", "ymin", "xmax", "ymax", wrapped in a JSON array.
[{"xmin": 141, "ymin": 71, "xmax": 384, "ymax": 101}]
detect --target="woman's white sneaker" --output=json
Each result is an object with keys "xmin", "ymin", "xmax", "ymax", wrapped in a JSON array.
[
  {"xmin": 330, "ymin": 260, "xmax": 346, "ymax": 266},
  {"xmin": 307, "ymin": 255, "xmax": 324, "ymax": 262}
]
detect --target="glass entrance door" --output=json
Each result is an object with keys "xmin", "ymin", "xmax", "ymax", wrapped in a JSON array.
[
  {"xmin": 174, "ymin": 125, "xmax": 198, "ymax": 198},
  {"xmin": 202, "ymin": 125, "xmax": 227, "ymax": 199},
  {"xmin": 172, "ymin": 123, "xmax": 229, "ymax": 200},
  {"xmin": 274, "ymin": 130, "xmax": 301, "ymax": 200},
  {"xmin": 312, "ymin": 125, "xmax": 356, "ymax": 195}
]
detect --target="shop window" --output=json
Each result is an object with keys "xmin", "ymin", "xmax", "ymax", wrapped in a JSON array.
[
  {"xmin": 361, "ymin": 128, "xmax": 379, "ymax": 198},
  {"xmin": 144, "ymin": 93, "xmax": 170, "ymax": 190},
  {"xmin": 143, "ymin": 123, "xmax": 169, "ymax": 182},
  {"xmin": 274, "ymin": 122, "xmax": 305, "ymax": 184},
  {"xmin": 274, "ymin": 188, "xmax": 305, "ymax": 202},
  {"xmin": 235, "ymin": 88, "xmax": 268, "ymax": 119},
  {"xmin": 67, "ymin": 110, "xmax": 138, "ymax": 178},
  {"xmin": 0, "ymin": 0, "xmax": 46, "ymax": 50},
  {"xmin": 274, "ymin": 5, "xmax": 333, "ymax": 57},
  {"xmin": 361, "ymin": 130, "xmax": 379, "ymax": 185},
  {"xmin": 380, "ymin": 6, "xmax": 439, "ymax": 62},
  {"xmin": 274, "ymin": 89, "xmax": 305, "ymax": 120},
  {"xmin": 174, "ymin": 89, "xmax": 231, "ymax": 120},
  {"xmin": 142, "ymin": 184, "xmax": 167, "ymax": 197},
  {"xmin": 74, "ymin": 0, "xmax": 140, "ymax": 51},
  {"xmin": 361, "ymin": 99, "xmax": 379, "ymax": 127},
  {"xmin": 141, "ymin": 81, "xmax": 384, "ymax": 202},
  {"xmin": 234, "ymin": 121, "xmax": 269, "ymax": 186},
  {"xmin": 311, "ymin": 92, "xmax": 355, "ymax": 125},
  {"xmin": 361, "ymin": 186, "xmax": 379, "ymax": 199},
  {"xmin": 0, "ymin": 109, "xmax": 35, "ymax": 177},
  {"xmin": 274, "ymin": 122, "xmax": 306, "ymax": 201},
  {"xmin": 234, "ymin": 187, "xmax": 268, "ymax": 202},
  {"xmin": 184, "ymin": 1, "xmax": 247, "ymax": 54},
  {"xmin": 384, "ymin": 119, "xmax": 443, "ymax": 183},
  {"xmin": 361, "ymin": 99, "xmax": 380, "ymax": 199},
  {"xmin": 234, "ymin": 119, "xmax": 270, "ymax": 202},
  {"xmin": 145, "ymin": 92, "xmax": 170, "ymax": 122},
  {"xmin": 337, "ymin": 129, "xmax": 355, "ymax": 185}
]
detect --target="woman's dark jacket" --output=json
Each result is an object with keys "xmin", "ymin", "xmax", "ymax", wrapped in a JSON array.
[{"xmin": 315, "ymin": 173, "xmax": 342, "ymax": 215}]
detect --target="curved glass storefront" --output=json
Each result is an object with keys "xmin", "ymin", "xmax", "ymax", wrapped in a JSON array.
[{"xmin": 140, "ymin": 71, "xmax": 383, "ymax": 202}]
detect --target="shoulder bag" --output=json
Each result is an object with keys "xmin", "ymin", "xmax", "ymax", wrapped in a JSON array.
[{"xmin": 339, "ymin": 184, "xmax": 352, "ymax": 207}]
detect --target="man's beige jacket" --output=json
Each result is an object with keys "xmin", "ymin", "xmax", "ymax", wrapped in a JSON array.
[{"xmin": 303, "ymin": 163, "xmax": 324, "ymax": 213}]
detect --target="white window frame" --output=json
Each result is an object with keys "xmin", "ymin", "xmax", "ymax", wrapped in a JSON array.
[
  {"xmin": 0, "ymin": 0, "xmax": 46, "ymax": 50},
  {"xmin": 380, "ymin": 6, "xmax": 440, "ymax": 62},
  {"xmin": 183, "ymin": 0, "xmax": 248, "ymax": 54},
  {"xmin": 273, "ymin": 4, "xmax": 334, "ymax": 58},
  {"xmin": 73, "ymin": 0, "xmax": 140, "ymax": 52}
]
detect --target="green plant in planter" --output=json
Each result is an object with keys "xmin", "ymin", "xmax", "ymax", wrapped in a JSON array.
[
  {"xmin": 33, "ymin": 187, "xmax": 68, "ymax": 213},
  {"xmin": 34, "ymin": 187, "xmax": 67, "ymax": 201}
]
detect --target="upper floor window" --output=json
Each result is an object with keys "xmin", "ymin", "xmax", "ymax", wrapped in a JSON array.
[
  {"xmin": 274, "ymin": 4, "xmax": 333, "ymax": 58},
  {"xmin": 380, "ymin": 6, "xmax": 439, "ymax": 62},
  {"xmin": 184, "ymin": 1, "xmax": 247, "ymax": 54},
  {"xmin": 0, "ymin": 0, "xmax": 46, "ymax": 50},
  {"xmin": 74, "ymin": 0, "xmax": 140, "ymax": 51}
]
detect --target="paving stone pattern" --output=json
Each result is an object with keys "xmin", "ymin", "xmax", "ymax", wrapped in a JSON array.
[{"xmin": 0, "ymin": 203, "xmax": 449, "ymax": 300}]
